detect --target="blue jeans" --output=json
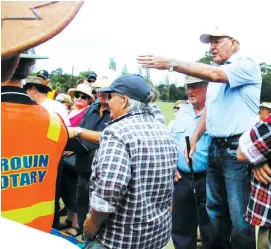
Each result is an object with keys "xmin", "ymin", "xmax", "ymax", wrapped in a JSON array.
[{"xmin": 206, "ymin": 140, "xmax": 256, "ymax": 249}]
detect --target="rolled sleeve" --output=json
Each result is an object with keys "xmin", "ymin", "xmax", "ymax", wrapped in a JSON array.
[
  {"xmin": 91, "ymin": 194, "xmax": 116, "ymax": 213},
  {"xmin": 90, "ymin": 131, "xmax": 131, "ymax": 211},
  {"xmin": 239, "ymin": 130, "xmax": 266, "ymax": 165}
]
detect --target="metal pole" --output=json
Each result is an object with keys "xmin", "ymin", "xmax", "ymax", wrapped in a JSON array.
[{"xmin": 185, "ymin": 136, "xmax": 204, "ymax": 249}]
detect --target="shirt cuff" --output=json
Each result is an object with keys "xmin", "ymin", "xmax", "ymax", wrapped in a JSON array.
[
  {"xmin": 239, "ymin": 130, "xmax": 267, "ymax": 165},
  {"xmin": 90, "ymin": 194, "xmax": 116, "ymax": 213}
]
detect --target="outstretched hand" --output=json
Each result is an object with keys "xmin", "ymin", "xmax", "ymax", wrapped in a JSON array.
[
  {"xmin": 67, "ymin": 127, "xmax": 77, "ymax": 139},
  {"xmin": 136, "ymin": 55, "xmax": 171, "ymax": 70}
]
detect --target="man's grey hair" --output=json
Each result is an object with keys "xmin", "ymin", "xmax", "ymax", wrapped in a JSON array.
[{"xmin": 125, "ymin": 98, "xmax": 152, "ymax": 113}]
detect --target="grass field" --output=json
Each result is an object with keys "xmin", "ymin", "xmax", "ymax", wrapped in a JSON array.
[{"xmin": 156, "ymin": 101, "xmax": 175, "ymax": 125}]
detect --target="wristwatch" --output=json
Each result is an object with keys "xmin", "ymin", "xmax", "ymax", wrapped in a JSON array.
[
  {"xmin": 76, "ymin": 127, "xmax": 83, "ymax": 138},
  {"xmin": 169, "ymin": 60, "xmax": 174, "ymax": 72}
]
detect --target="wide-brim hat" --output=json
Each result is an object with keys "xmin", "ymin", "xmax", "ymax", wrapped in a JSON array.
[
  {"xmin": 259, "ymin": 102, "xmax": 271, "ymax": 110},
  {"xmin": 200, "ymin": 26, "xmax": 239, "ymax": 44},
  {"xmin": 92, "ymin": 77, "xmax": 112, "ymax": 89},
  {"xmin": 184, "ymin": 76, "xmax": 207, "ymax": 85},
  {"xmin": 24, "ymin": 75, "xmax": 52, "ymax": 91},
  {"xmin": 1, "ymin": 1, "xmax": 84, "ymax": 60},
  {"xmin": 20, "ymin": 48, "xmax": 48, "ymax": 59},
  {"xmin": 55, "ymin": 93, "xmax": 73, "ymax": 104},
  {"xmin": 68, "ymin": 83, "xmax": 95, "ymax": 103}
]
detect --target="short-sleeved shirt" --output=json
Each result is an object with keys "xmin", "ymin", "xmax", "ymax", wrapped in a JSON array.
[
  {"xmin": 239, "ymin": 114, "xmax": 271, "ymax": 227},
  {"xmin": 89, "ymin": 110, "xmax": 178, "ymax": 249},
  {"xmin": 41, "ymin": 99, "xmax": 71, "ymax": 126},
  {"xmin": 172, "ymin": 104, "xmax": 211, "ymax": 173},
  {"xmin": 206, "ymin": 51, "xmax": 262, "ymax": 137}
]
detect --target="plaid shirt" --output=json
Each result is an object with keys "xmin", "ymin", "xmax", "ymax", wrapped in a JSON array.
[
  {"xmin": 89, "ymin": 110, "xmax": 178, "ymax": 249},
  {"xmin": 239, "ymin": 114, "xmax": 271, "ymax": 226}
]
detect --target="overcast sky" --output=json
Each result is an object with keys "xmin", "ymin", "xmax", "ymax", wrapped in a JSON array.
[{"xmin": 35, "ymin": 0, "xmax": 271, "ymax": 85}]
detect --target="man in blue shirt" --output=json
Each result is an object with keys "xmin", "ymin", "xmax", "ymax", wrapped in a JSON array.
[
  {"xmin": 172, "ymin": 76, "xmax": 213, "ymax": 249},
  {"xmin": 137, "ymin": 26, "xmax": 261, "ymax": 249}
]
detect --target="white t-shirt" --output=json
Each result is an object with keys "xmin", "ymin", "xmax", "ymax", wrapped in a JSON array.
[
  {"xmin": 0, "ymin": 217, "xmax": 78, "ymax": 249},
  {"xmin": 41, "ymin": 99, "xmax": 70, "ymax": 126}
]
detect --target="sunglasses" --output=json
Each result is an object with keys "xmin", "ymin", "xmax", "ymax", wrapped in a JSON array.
[
  {"xmin": 174, "ymin": 107, "xmax": 180, "ymax": 110},
  {"xmin": 87, "ymin": 79, "xmax": 96, "ymax": 83},
  {"xmin": 74, "ymin": 93, "xmax": 89, "ymax": 100}
]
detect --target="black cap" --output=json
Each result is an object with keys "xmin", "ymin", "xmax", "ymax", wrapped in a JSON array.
[{"xmin": 96, "ymin": 74, "xmax": 151, "ymax": 103}]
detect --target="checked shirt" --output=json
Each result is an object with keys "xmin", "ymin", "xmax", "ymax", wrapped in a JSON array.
[
  {"xmin": 89, "ymin": 110, "xmax": 178, "ymax": 249},
  {"xmin": 239, "ymin": 114, "xmax": 271, "ymax": 226}
]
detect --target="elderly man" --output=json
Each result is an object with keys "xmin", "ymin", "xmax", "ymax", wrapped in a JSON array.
[
  {"xmin": 82, "ymin": 74, "xmax": 178, "ymax": 249},
  {"xmin": 172, "ymin": 76, "xmax": 213, "ymax": 249},
  {"xmin": 137, "ymin": 26, "xmax": 261, "ymax": 249}
]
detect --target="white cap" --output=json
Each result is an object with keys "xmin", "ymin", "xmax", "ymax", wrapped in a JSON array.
[{"xmin": 200, "ymin": 26, "xmax": 239, "ymax": 44}]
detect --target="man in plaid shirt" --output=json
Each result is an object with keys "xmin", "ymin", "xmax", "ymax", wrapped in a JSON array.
[
  {"xmin": 237, "ymin": 114, "xmax": 271, "ymax": 248},
  {"xmin": 83, "ymin": 74, "xmax": 178, "ymax": 249}
]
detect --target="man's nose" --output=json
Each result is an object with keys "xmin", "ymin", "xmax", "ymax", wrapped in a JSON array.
[{"xmin": 210, "ymin": 42, "xmax": 216, "ymax": 50}]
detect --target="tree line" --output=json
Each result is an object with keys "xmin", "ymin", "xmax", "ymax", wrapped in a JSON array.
[{"xmin": 46, "ymin": 52, "xmax": 271, "ymax": 102}]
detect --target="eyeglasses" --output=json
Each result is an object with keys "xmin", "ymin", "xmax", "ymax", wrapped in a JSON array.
[
  {"xmin": 74, "ymin": 93, "xmax": 89, "ymax": 100},
  {"xmin": 174, "ymin": 107, "xmax": 180, "ymax": 110},
  {"xmin": 87, "ymin": 79, "xmax": 96, "ymax": 83}
]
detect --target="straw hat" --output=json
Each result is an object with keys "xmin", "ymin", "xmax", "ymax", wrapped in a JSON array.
[
  {"xmin": 68, "ymin": 84, "xmax": 95, "ymax": 103},
  {"xmin": 55, "ymin": 94, "xmax": 73, "ymax": 105},
  {"xmin": 24, "ymin": 75, "xmax": 52, "ymax": 91},
  {"xmin": 174, "ymin": 100, "xmax": 187, "ymax": 108},
  {"xmin": 92, "ymin": 77, "xmax": 112, "ymax": 89},
  {"xmin": 1, "ymin": 1, "xmax": 84, "ymax": 59},
  {"xmin": 184, "ymin": 76, "xmax": 207, "ymax": 85}
]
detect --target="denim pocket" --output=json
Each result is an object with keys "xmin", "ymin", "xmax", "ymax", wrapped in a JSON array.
[{"xmin": 226, "ymin": 148, "xmax": 237, "ymax": 158}]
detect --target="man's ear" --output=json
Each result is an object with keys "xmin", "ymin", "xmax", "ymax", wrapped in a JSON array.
[
  {"xmin": 121, "ymin": 95, "xmax": 129, "ymax": 109},
  {"xmin": 231, "ymin": 39, "xmax": 238, "ymax": 50}
]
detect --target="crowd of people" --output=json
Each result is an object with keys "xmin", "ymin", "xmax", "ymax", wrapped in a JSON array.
[{"xmin": 2, "ymin": 2, "xmax": 271, "ymax": 249}]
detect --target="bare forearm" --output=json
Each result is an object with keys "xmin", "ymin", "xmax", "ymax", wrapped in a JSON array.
[
  {"xmin": 84, "ymin": 209, "xmax": 110, "ymax": 238},
  {"xmin": 80, "ymin": 129, "xmax": 101, "ymax": 144},
  {"xmin": 192, "ymin": 108, "xmax": 207, "ymax": 142},
  {"xmin": 171, "ymin": 59, "xmax": 228, "ymax": 83},
  {"xmin": 68, "ymin": 127, "xmax": 101, "ymax": 144}
]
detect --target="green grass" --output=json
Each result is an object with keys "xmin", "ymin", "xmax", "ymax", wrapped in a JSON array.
[{"xmin": 156, "ymin": 101, "xmax": 175, "ymax": 125}]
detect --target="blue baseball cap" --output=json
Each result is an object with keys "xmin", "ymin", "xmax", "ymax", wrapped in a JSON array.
[
  {"xmin": 36, "ymin": 70, "xmax": 50, "ymax": 79},
  {"xmin": 96, "ymin": 74, "xmax": 151, "ymax": 103},
  {"xmin": 86, "ymin": 72, "xmax": 97, "ymax": 79}
]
